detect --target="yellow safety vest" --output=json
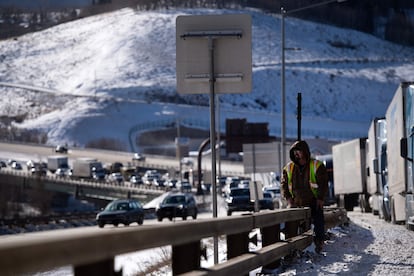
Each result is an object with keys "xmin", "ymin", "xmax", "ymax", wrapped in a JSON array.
[{"xmin": 286, "ymin": 159, "xmax": 321, "ymax": 198}]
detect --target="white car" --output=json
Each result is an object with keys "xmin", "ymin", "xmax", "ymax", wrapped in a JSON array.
[
  {"xmin": 55, "ymin": 168, "xmax": 70, "ymax": 177},
  {"xmin": 109, "ymin": 172, "xmax": 124, "ymax": 184},
  {"xmin": 132, "ymin": 153, "xmax": 145, "ymax": 162}
]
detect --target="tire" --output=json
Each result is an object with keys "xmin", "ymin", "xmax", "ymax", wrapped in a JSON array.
[
  {"xmin": 192, "ymin": 210, "xmax": 198, "ymax": 219},
  {"xmin": 114, "ymin": 222, "xmax": 119, "ymax": 227},
  {"xmin": 390, "ymin": 197, "xmax": 397, "ymax": 224},
  {"xmin": 157, "ymin": 216, "xmax": 162, "ymax": 222},
  {"xmin": 98, "ymin": 222, "xmax": 105, "ymax": 228},
  {"xmin": 137, "ymin": 216, "xmax": 144, "ymax": 225},
  {"xmin": 182, "ymin": 216, "xmax": 187, "ymax": 220},
  {"xmin": 227, "ymin": 210, "xmax": 232, "ymax": 216}
]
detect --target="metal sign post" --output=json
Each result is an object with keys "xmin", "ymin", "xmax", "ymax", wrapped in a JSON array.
[{"xmin": 176, "ymin": 14, "xmax": 252, "ymax": 264}]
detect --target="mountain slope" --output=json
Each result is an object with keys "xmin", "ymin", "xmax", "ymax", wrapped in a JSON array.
[{"xmin": 0, "ymin": 8, "xmax": 413, "ymax": 148}]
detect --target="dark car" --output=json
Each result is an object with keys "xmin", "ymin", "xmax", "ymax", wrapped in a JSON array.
[
  {"xmin": 226, "ymin": 187, "xmax": 253, "ymax": 216},
  {"xmin": 259, "ymin": 191, "xmax": 276, "ymax": 210},
  {"xmin": 226, "ymin": 188, "xmax": 275, "ymax": 216},
  {"xmin": 156, "ymin": 193, "xmax": 198, "ymax": 221},
  {"xmin": 96, "ymin": 199, "xmax": 144, "ymax": 228},
  {"xmin": 55, "ymin": 145, "xmax": 68, "ymax": 153}
]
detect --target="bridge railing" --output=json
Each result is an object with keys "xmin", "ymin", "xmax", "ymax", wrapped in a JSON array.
[{"xmin": 0, "ymin": 207, "xmax": 347, "ymax": 275}]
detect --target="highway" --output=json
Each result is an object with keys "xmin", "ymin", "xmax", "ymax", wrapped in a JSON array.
[{"xmin": 0, "ymin": 142, "xmax": 245, "ymax": 175}]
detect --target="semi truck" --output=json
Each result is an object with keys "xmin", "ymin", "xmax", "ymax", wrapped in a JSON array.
[
  {"xmin": 332, "ymin": 138, "xmax": 371, "ymax": 212},
  {"xmin": 315, "ymin": 154, "xmax": 337, "ymax": 205},
  {"xmin": 386, "ymin": 82, "xmax": 414, "ymax": 228},
  {"xmin": 71, "ymin": 158, "xmax": 105, "ymax": 180},
  {"xmin": 366, "ymin": 117, "xmax": 391, "ymax": 220},
  {"xmin": 47, "ymin": 155, "xmax": 69, "ymax": 173}
]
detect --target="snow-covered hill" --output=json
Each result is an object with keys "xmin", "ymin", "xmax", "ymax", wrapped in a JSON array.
[{"xmin": 0, "ymin": 7, "xmax": 413, "ymax": 149}]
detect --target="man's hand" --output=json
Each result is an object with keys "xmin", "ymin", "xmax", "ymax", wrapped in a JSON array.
[{"xmin": 316, "ymin": 199, "xmax": 324, "ymax": 210}]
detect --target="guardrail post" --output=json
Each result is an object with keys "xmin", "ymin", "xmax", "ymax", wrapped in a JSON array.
[
  {"xmin": 227, "ymin": 231, "xmax": 249, "ymax": 259},
  {"xmin": 261, "ymin": 223, "xmax": 281, "ymax": 270},
  {"xmin": 284, "ymin": 220, "xmax": 300, "ymax": 239},
  {"xmin": 172, "ymin": 241, "xmax": 201, "ymax": 275},
  {"xmin": 74, "ymin": 258, "xmax": 120, "ymax": 276}
]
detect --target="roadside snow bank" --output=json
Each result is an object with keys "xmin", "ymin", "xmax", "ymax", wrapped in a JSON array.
[{"xmin": 277, "ymin": 210, "xmax": 414, "ymax": 275}]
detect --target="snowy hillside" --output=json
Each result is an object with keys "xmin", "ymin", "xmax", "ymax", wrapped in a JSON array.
[{"xmin": 0, "ymin": 7, "xmax": 413, "ymax": 149}]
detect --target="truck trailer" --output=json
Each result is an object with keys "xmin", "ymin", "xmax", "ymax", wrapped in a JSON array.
[
  {"xmin": 71, "ymin": 158, "xmax": 105, "ymax": 180},
  {"xmin": 332, "ymin": 138, "xmax": 370, "ymax": 212},
  {"xmin": 367, "ymin": 117, "xmax": 390, "ymax": 220},
  {"xmin": 386, "ymin": 82, "xmax": 414, "ymax": 228},
  {"xmin": 47, "ymin": 155, "xmax": 69, "ymax": 173}
]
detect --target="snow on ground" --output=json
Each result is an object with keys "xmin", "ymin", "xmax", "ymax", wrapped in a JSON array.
[
  {"xmin": 1, "ymin": 7, "xmax": 414, "ymax": 149},
  {"xmin": 2, "ymin": 6, "xmax": 414, "ymax": 275},
  {"xmin": 110, "ymin": 207, "xmax": 414, "ymax": 276},
  {"xmin": 276, "ymin": 210, "xmax": 414, "ymax": 275}
]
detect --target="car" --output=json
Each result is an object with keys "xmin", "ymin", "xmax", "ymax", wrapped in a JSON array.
[
  {"xmin": 55, "ymin": 167, "xmax": 70, "ymax": 177},
  {"xmin": 263, "ymin": 186, "xmax": 281, "ymax": 197},
  {"xmin": 55, "ymin": 145, "xmax": 68, "ymax": 153},
  {"xmin": 132, "ymin": 153, "xmax": 145, "ymax": 162},
  {"xmin": 129, "ymin": 175, "xmax": 143, "ymax": 185},
  {"xmin": 226, "ymin": 187, "xmax": 253, "ymax": 216},
  {"xmin": 259, "ymin": 191, "xmax": 276, "ymax": 210},
  {"xmin": 11, "ymin": 161, "xmax": 22, "ymax": 170},
  {"xmin": 142, "ymin": 169, "xmax": 161, "ymax": 185},
  {"xmin": 166, "ymin": 179, "xmax": 178, "ymax": 189},
  {"xmin": 96, "ymin": 199, "xmax": 144, "ymax": 228},
  {"xmin": 181, "ymin": 157, "xmax": 194, "ymax": 166},
  {"xmin": 263, "ymin": 186, "xmax": 285, "ymax": 208},
  {"xmin": 156, "ymin": 193, "xmax": 198, "ymax": 221},
  {"xmin": 175, "ymin": 180, "xmax": 192, "ymax": 192},
  {"xmin": 108, "ymin": 172, "xmax": 124, "ymax": 184}
]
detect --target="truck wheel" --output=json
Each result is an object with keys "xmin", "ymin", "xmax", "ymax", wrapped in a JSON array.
[
  {"xmin": 138, "ymin": 216, "xmax": 144, "ymax": 225},
  {"xmin": 382, "ymin": 203, "xmax": 391, "ymax": 222},
  {"xmin": 390, "ymin": 197, "xmax": 397, "ymax": 224}
]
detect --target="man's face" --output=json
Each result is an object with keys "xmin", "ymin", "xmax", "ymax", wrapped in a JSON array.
[{"xmin": 293, "ymin": 149, "xmax": 306, "ymax": 164}]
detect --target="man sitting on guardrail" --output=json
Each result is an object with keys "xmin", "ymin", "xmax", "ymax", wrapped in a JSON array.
[{"xmin": 281, "ymin": 140, "xmax": 329, "ymax": 254}]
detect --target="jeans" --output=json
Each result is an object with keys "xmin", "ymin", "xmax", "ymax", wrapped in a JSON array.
[{"xmin": 310, "ymin": 200, "xmax": 325, "ymax": 241}]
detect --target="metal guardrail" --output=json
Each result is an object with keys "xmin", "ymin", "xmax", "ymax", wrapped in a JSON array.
[
  {"xmin": 0, "ymin": 207, "xmax": 350, "ymax": 276},
  {"xmin": 0, "ymin": 169, "xmax": 167, "ymax": 199},
  {"xmin": 0, "ymin": 197, "xmax": 347, "ymax": 276}
]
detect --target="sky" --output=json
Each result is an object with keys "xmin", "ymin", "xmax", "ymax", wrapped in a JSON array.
[{"xmin": 0, "ymin": 7, "xmax": 414, "ymax": 154}]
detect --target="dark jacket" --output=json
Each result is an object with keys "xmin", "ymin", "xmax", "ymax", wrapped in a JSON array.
[{"xmin": 281, "ymin": 140, "xmax": 328, "ymax": 207}]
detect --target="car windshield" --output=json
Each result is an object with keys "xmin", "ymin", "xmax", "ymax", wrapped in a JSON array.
[
  {"xmin": 230, "ymin": 189, "xmax": 250, "ymax": 197},
  {"xmin": 105, "ymin": 201, "xmax": 129, "ymax": 211},
  {"xmin": 164, "ymin": 195, "xmax": 185, "ymax": 204},
  {"xmin": 263, "ymin": 192, "xmax": 272, "ymax": 198}
]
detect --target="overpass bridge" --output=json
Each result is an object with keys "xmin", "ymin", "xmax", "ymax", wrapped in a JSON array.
[{"xmin": 0, "ymin": 169, "xmax": 165, "ymax": 204}]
